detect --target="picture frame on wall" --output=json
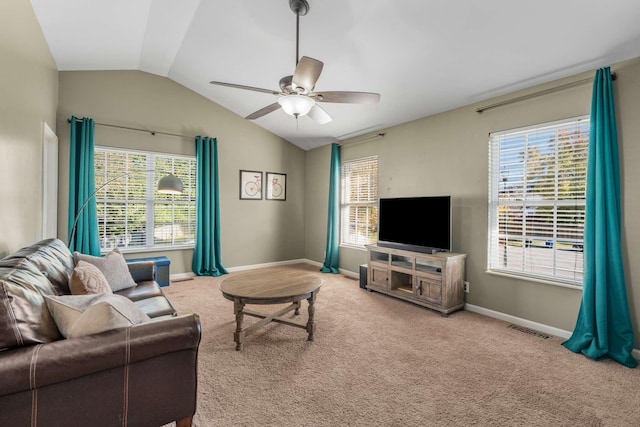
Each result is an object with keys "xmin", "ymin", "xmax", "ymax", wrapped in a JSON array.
[
  {"xmin": 265, "ymin": 172, "xmax": 286, "ymax": 201},
  {"xmin": 239, "ymin": 170, "xmax": 262, "ymax": 200}
]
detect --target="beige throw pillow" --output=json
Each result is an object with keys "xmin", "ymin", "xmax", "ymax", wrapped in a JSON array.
[
  {"xmin": 44, "ymin": 294, "xmax": 150, "ymax": 338},
  {"xmin": 69, "ymin": 260, "xmax": 113, "ymax": 295},
  {"xmin": 74, "ymin": 248, "xmax": 137, "ymax": 292}
]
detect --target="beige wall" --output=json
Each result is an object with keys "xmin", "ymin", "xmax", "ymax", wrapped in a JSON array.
[
  {"xmin": 304, "ymin": 57, "xmax": 640, "ymax": 345},
  {"xmin": 57, "ymin": 71, "xmax": 306, "ymax": 273},
  {"xmin": 0, "ymin": 0, "xmax": 58, "ymax": 256},
  {"xmin": 5, "ymin": 0, "xmax": 640, "ymax": 346}
]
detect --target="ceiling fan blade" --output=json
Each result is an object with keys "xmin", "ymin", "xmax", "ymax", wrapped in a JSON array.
[
  {"xmin": 245, "ymin": 103, "xmax": 282, "ymax": 120},
  {"xmin": 313, "ymin": 91, "xmax": 381, "ymax": 104},
  {"xmin": 292, "ymin": 56, "xmax": 324, "ymax": 92},
  {"xmin": 307, "ymin": 104, "xmax": 332, "ymax": 125},
  {"xmin": 210, "ymin": 81, "xmax": 280, "ymax": 96}
]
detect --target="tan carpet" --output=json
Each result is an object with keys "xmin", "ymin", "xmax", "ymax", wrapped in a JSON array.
[{"xmin": 163, "ymin": 263, "xmax": 640, "ymax": 427}]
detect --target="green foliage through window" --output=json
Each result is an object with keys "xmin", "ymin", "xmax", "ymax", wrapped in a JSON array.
[{"xmin": 488, "ymin": 116, "xmax": 588, "ymax": 286}]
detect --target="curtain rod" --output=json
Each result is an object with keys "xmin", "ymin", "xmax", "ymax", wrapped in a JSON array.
[
  {"xmin": 67, "ymin": 118, "xmax": 194, "ymax": 140},
  {"xmin": 476, "ymin": 72, "xmax": 617, "ymax": 114},
  {"xmin": 339, "ymin": 132, "xmax": 386, "ymax": 147}
]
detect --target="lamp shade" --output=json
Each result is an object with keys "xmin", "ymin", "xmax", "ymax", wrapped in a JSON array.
[
  {"xmin": 157, "ymin": 173, "xmax": 184, "ymax": 194},
  {"xmin": 278, "ymin": 94, "xmax": 315, "ymax": 117}
]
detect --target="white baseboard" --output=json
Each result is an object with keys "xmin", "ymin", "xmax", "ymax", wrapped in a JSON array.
[
  {"xmin": 464, "ymin": 303, "xmax": 573, "ymax": 339},
  {"xmin": 226, "ymin": 258, "xmax": 311, "ymax": 273},
  {"xmin": 169, "ymin": 258, "xmax": 355, "ymax": 278},
  {"xmin": 226, "ymin": 258, "xmax": 359, "ymax": 279},
  {"xmin": 170, "ymin": 272, "xmax": 196, "ymax": 281},
  {"xmin": 169, "ymin": 261, "xmax": 309, "ymax": 280},
  {"xmin": 339, "ymin": 268, "xmax": 359, "ymax": 279},
  {"xmin": 302, "ymin": 259, "xmax": 358, "ymax": 279},
  {"xmin": 465, "ymin": 303, "xmax": 640, "ymax": 360}
]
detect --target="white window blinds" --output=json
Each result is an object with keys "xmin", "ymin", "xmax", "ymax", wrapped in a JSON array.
[
  {"xmin": 340, "ymin": 156, "xmax": 379, "ymax": 247},
  {"xmin": 94, "ymin": 147, "xmax": 196, "ymax": 252},
  {"xmin": 488, "ymin": 116, "xmax": 589, "ymax": 286}
]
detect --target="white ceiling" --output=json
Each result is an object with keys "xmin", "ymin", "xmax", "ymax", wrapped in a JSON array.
[{"xmin": 30, "ymin": 0, "xmax": 640, "ymax": 150}]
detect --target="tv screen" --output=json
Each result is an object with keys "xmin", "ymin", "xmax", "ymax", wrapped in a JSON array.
[{"xmin": 378, "ymin": 196, "xmax": 451, "ymax": 253}]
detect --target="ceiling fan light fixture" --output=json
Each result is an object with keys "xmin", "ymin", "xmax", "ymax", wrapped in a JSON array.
[
  {"xmin": 208, "ymin": 0, "xmax": 378, "ymax": 124},
  {"xmin": 278, "ymin": 94, "xmax": 315, "ymax": 117}
]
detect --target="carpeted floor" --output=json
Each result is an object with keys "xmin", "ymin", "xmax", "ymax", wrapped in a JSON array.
[{"xmin": 163, "ymin": 263, "xmax": 640, "ymax": 427}]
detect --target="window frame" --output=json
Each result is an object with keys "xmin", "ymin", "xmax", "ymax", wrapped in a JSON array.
[
  {"xmin": 487, "ymin": 116, "xmax": 589, "ymax": 288},
  {"xmin": 94, "ymin": 146, "xmax": 197, "ymax": 254},
  {"xmin": 340, "ymin": 155, "xmax": 379, "ymax": 249}
]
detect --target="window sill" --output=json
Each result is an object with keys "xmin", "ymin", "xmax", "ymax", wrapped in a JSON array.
[
  {"xmin": 486, "ymin": 269, "xmax": 583, "ymax": 291},
  {"xmin": 101, "ymin": 244, "xmax": 195, "ymax": 255},
  {"xmin": 339, "ymin": 244, "xmax": 369, "ymax": 252}
]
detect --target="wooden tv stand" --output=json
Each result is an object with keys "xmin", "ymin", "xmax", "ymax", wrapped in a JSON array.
[{"xmin": 366, "ymin": 245, "xmax": 467, "ymax": 315}]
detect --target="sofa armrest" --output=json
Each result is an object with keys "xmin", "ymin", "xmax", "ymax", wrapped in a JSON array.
[
  {"xmin": 0, "ymin": 313, "xmax": 201, "ymax": 397},
  {"xmin": 127, "ymin": 261, "xmax": 156, "ymax": 282}
]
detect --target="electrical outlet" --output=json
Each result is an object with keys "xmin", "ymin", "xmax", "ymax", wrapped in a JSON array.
[{"xmin": 464, "ymin": 281, "xmax": 469, "ymax": 293}]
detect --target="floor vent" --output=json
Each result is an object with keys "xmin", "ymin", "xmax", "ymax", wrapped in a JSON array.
[{"xmin": 507, "ymin": 324, "xmax": 551, "ymax": 339}]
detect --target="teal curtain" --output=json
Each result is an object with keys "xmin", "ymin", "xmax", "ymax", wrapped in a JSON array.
[
  {"xmin": 192, "ymin": 136, "xmax": 228, "ymax": 277},
  {"xmin": 562, "ymin": 68, "xmax": 637, "ymax": 368},
  {"xmin": 67, "ymin": 116, "xmax": 101, "ymax": 255},
  {"xmin": 321, "ymin": 143, "xmax": 341, "ymax": 273}
]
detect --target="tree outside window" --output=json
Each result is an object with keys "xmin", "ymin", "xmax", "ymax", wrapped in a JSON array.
[{"xmin": 488, "ymin": 117, "xmax": 588, "ymax": 286}]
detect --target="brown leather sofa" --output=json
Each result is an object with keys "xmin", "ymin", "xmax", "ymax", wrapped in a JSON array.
[{"xmin": 0, "ymin": 238, "xmax": 200, "ymax": 427}]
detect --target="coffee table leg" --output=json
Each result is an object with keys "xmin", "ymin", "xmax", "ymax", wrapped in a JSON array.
[
  {"xmin": 294, "ymin": 300, "xmax": 301, "ymax": 315},
  {"xmin": 306, "ymin": 293, "xmax": 316, "ymax": 341},
  {"xmin": 234, "ymin": 299, "xmax": 245, "ymax": 351}
]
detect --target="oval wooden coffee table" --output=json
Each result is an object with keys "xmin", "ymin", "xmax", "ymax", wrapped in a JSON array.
[{"xmin": 220, "ymin": 269, "xmax": 323, "ymax": 350}]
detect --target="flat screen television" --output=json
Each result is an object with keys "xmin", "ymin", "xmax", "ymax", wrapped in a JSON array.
[{"xmin": 378, "ymin": 196, "xmax": 451, "ymax": 254}]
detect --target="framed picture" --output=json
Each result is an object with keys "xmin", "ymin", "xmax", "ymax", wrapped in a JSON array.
[
  {"xmin": 239, "ymin": 170, "xmax": 262, "ymax": 200},
  {"xmin": 266, "ymin": 172, "xmax": 286, "ymax": 201}
]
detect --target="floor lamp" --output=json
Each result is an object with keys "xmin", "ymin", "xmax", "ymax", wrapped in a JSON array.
[{"xmin": 68, "ymin": 171, "xmax": 184, "ymax": 250}]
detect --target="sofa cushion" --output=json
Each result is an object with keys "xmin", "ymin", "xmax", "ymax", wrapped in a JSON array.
[
  {"xmin": 74, "ymin": 248, "xmax": 137, "ymax": 292},
  {"xmin": 134, "ymin": 296, "xmax": 177, "ymax": 318},
  {"xmin": 44, "ymin": 294, "xmax": 150, "ymax": 338},
  {"xmin": 115, "ymin": 280, "xmax": 162, "ymax": 302},
  {"xmin": 3, "ymin": 238, "xmax": 74, "ymax": 295},
  {"xmin": 0, "ymin": 258, "xmax": 62, "ymax": 351},
  {"xmin": 69, "ymin": 260, "xmax": 113, "ymax": 295}
]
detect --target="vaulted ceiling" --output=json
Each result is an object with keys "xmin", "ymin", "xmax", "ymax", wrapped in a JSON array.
[{"xmin": 31, "ymin": 0, "xmax": 640, "ymax": 150}]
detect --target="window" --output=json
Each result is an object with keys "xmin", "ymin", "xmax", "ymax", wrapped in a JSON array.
[
  {"xmin": 488, "ymin": 116, "xmax": 589, "ymax": 286},
  {"xmin": 340, "ymin": 156, "xmax": 379, "ymax": 247},
  {"xmin": 94, "ymin": 147, "xmax": 196, "ymax": 252}
]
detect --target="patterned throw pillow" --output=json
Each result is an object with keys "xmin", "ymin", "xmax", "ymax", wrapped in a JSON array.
[
  {"xmin": 44, "ymin": 294, "xmax": 150, "ymax": 338},
  {"xmin": 74, "ymin": 248, "xmax": 137, "ymax": 292},
  {"xmin": 69, "ymin": 260, "xmax": 113, "ymax": 295}
]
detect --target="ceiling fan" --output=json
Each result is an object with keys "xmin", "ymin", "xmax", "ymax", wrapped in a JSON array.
[{"xmin": 209, "ymin": 0, "xmax": 380, "ymax": 124}]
